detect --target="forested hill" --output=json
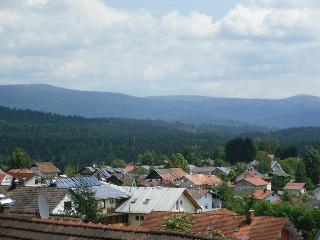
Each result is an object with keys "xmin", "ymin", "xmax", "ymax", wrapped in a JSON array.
[
  {"xmin": 0, "ymin": 106, "xmax": 320, "ymax": 170},
  {"xmin": 1, "ymin": 84, "xmax": 320, "ymax": 128}
]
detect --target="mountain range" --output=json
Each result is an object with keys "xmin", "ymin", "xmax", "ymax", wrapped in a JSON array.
[{"xmin": 0, "ymin": 84, "xmax": 319, "ymax": 128}]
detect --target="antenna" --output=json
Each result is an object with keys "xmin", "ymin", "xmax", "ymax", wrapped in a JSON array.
[{"xmin": 37, "ymin": 195, "xmax": 49, "ymax": 219}]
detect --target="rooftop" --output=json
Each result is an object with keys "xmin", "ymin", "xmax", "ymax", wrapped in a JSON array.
[
  {"xmin": 5, "ymin": 186, "xmax": 69, "ymax": 214},
  {"xmin": 146, "ymin": 168, "xmax": 187, "ymax": 181},
  {"xmin": 116, "ymin": 186, "xmax": 200, "ymax": 214},
  {"xmin": 183, "ymin": 174, "xmax": 222, "ymax": 186},
  {"xmin": 141, "ymin": 209, "xmax": 300, "ymax": 240},
  {"xmin": 0, "ymin": 214, "xmax": 219, "ymax": 240},
  {"xmin": 284, "ymin": 182, "xmax": 305, "ymax": 190},
  {"xmin": 244, "ymin": 177, "xmax": 270, "ymax": 187},
  {"xmin": 32, "ymin": 162, "xmax": 61, "ymax": 174},
  {"xmin": 252, "ymin": 190, "xmax": 276, "ymax": 200}
]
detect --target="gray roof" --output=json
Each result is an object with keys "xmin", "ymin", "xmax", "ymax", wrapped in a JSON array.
[
  {"xmin": 90, "ymin": 184, "xmax": 130, "ymax": 200},
  {"xmin": 55, "ymin": 176, "xmax": 102, "ymax": 188},
  {"xmin": 215, "ymin": 167, "xmax": 231, "ymax": 175},
  {"xmin": 6, "ymin": 186, "xmax": 69, "ymax": 214},
  {"xmin": 115, "ymin": 187, "xmax": 200, "ymax": 214},
  {"xmin": 271, "ymin": 161, "xmax": 289, "ymax": 177}
]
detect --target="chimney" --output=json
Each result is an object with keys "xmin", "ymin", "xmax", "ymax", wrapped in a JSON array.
[
  {"xmin": 263, "ymin": 189, "xmax": 267, "ymax": 193},
  {"xmin": 246, "ymin": 209, "xmax": 254, "ymax": 224}
]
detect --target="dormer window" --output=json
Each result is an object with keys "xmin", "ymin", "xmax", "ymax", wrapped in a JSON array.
[{"xmin": 131, "ymin": 198, "xmax": 137, "ymax": 204}]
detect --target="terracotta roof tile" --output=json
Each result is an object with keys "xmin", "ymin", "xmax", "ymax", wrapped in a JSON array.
[
  {"xmin": 184, "ymin": 174, "xmax": 222, "ymax": 186},
  {"xmin": 155, "ymin": 168, "xmax": 187, "ymax": 181},
  {"xmin": 141, "ymin": 210, "xmax": 296, "ymax": 240},
  {"xmin": 123, "ymin": 164, "xmax": 135, "ymax": 173},
  {"xmin": 8, "ymin": 168, "xmax": 33, "ymax": 174},
  {"xmin": 252, "ymin": 190, "xmax": 274, "ymax": 200},
  {"xmin": 245, "ymin": 177, "xmax": 270, "ymax": 187},
  {"xmin": 33, "ymin": 162, "xmax": 61, "ymax": 174},
  {"xmin": 8, "ymin": 171, "xmax": 36, "ymax": 181}
]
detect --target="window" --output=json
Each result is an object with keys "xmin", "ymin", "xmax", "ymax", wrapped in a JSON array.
[
  {"xmin": 110, "ymin": 199, "xmax": 115, "ymax": 204},
  {"xmin": 175, "ymin": 200, "xmax": 179, "ymax": 210},
  {"xmin": 64, "ymin": 201, "xmax": 72, "ymax": 211},
  {"xmin": 135, "ymin": 215, "xmax": 139, "ymax": 221},
  {"xmin": 143, "ymin": 199, "xmax": 150, "ymax": 204},
  {"xmin": 204, "ymin": 204, "xmax": 208, "ymax": 209},
  {"xmin": 180, "ymin": 200, "xmax": 183, "ymax": 206},
  {"xmin": 131, "ymin": 198, "xmax": 137, "ymax": 204},
  {"xmin": 140, "ymin": 215, "xmax": 144, "ymax": 221}
]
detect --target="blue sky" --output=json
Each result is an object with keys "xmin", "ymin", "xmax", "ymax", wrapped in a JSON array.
[
  {"xmin": 104, "ymin": 0, "xmax": 238, "ymax": 19},
  {"xmin": 0, "ymin": 0, "xmax": 320, "ymax": 98}
]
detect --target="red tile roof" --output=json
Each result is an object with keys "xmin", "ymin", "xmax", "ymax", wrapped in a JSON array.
[
  {"xmin": 8, "ymin": 168, "xmax": 33, "ymax": 174},
  {"xmin": 8, "ymin": 171, "xmax": 36, "ymax": 181},
  {"xmin": 184, "ymin": 174, "xmax": 222, "ymax": 186},
  {"xmin": 141, "ymin": 209, "xmax": 296, "ymax": 240},
  {"xmin": 284, "ymin": 182, "xmax": 305, "ymax": 189},
  {"xmin": 33, "ymin": 162, "xmax": 61, "ymax": 174},
  {"xmin": 245, "ymin": 177, "xmax": 270, "ymax": 187},
  {"xmin": 252, "ymin": 190, "xmax": 275, "ymax": 200}
]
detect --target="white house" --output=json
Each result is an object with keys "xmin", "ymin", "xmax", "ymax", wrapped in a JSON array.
[
  {"xmin": 0, "ymin": 173, "xmax": 13, "ymax": 186},
  {"xmin": 115, "ymin": 186, "xmax": 201, "ymax": 227},
  {"xmin": 7, "ymin": 169, "xmax": 40, "ymax": 186},
  {"xmin": 187, "ymin": 189, "xmax": 222, "ymax": 212}
]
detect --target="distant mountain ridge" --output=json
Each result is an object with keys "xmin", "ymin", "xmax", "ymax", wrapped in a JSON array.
[{"xmin": 0, "ymin": 84, "xmax": 319, "ymax": 128}]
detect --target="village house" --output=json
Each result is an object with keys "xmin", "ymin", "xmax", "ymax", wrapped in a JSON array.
[
  {"xmin": 115, "ymin": 186, "xmax": 200, "ymax": 227},
  {"xmin": 252, "ymin": 189, "xmax": 281, "ymax": 204},
  {"xmin": 178, "ymin": 174, "xmax": 222, "ymax": 189},
  {"xmin": 106, "ymin": 173, "xmax": 136, "ymax": 186},
  {"xmin": 91, "ymin": 183, "xmax": 130, "ymax": 214},
  {"xmin": 30, "ymin": 162, "xmax": 61, "ymax": 179},
  {"xmin": 235, "ymin": 177, "xmax": 271, "ymax": 195},
  {"xmin": 141, "ymin": 209, "xmax": 302, "ymax": 240},
  {"xmin": 144, "ymin": 168, "xmax": 187, "ymax": 185},
  {"xmin": 7, "ymin": 169, "xmax": 40, "ymax": 186},
  {"xmin": 3, "ymin": 186, "xmax": 71, "ymax": 215},
  {"xmin": 283, "ymin": 182, "xmax": 306, "ymax": 196},
  {"xmin": 0, "ymin": 172, "xmax": 13, "ymax": 186},
  {"xmin": 187, "ymin": 189, "xmax": 222, "ymax": 211}
]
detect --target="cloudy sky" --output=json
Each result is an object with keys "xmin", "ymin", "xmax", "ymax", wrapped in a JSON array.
[{"xmin": 1, "ymin": 0, "xmax": 320, "ymax": 98}]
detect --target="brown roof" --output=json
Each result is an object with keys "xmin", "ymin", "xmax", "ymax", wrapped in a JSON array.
[
  {"xmin": 123, "ymin": 164, "xmax": 135, "ymax": 173},
  {"xmin": 252, "ymin": 190, "xmax": 275, "ymax": 200},
  {"xmin": 187, "ymin": 189, "xmax": 211, "ymax": 199},
  {"xmin": 141, "ymin": 210, "xmax": 297, "ymax": 240},
  {"xmin": 0, "ymin": 214, "xmax": 219, "ymax": 240},
  {"xmin": 284, "ymin": 182, "xmax": 305, "ymax": 190},
  {"xmin": 33, "ymin": 162, "xmax": 61, "ymax": 174},
  {"xmin": 244, "ymin": 177, "xmax": 270, "ymax": 187},
  {"xmin": 8, "ymin": 171, "xmax": 36, "ymax": 181},
  {"xmin": 5, "ymin": 186, "xmax": 69, "ymax": 214},
  {"xmin": 155, "ymin": 168, "xmax": 187, "ymax": 181},
  {"xmin": 184, "ymin": 174, "xmax": 222, "ymax": 186}
]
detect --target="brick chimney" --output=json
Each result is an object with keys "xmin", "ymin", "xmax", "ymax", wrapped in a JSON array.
[{"xmin": 246, "ymin": 209, "xmax": 254, "ymax": 224}]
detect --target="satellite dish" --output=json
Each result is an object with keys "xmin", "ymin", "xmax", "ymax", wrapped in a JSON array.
[{"xmin": 37, "ymin": 195, "xmax": 49, "ymax": 219}]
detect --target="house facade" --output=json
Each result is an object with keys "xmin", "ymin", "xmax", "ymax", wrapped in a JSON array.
[
  {"xmin": 253, "ymin": 189, "xmax": 281, "ymax": 204},
  {"xmin": 187, "ymin": 189, "xmax": 222, "ymax": 211},
  {"xmin": 178, "ymin": 174, "xmax": 222, "ymax": 189},
  {"xmin": 0, "ymin": 173, "xmax": 13, "ymax": 186},
  {"xmin": 235, "ymin": 177, "xmax": 271, "ymax": 195}
]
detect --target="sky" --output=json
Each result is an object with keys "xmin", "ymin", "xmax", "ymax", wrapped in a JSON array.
[{"xmin": 0, "ymin": 0, "xmax": 320, "ymax": 98}]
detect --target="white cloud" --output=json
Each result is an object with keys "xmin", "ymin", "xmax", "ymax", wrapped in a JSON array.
[{"xmin": 0, "ymin": 0, "xmax": 320, "ymax": 98}]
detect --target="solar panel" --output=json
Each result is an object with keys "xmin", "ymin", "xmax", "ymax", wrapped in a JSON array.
[{"xmin": 56, "ymin": 176, "xmax": 102, "ymax": 188}]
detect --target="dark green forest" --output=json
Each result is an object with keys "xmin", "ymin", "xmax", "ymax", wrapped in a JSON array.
[{"xmin": 0, "ymin": 106, "xmax": 319, "ymax": 170}]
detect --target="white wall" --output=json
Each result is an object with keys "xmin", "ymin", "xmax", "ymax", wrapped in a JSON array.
[
  {"xmin": 314, "ymin": 188, "xmax": 320, "ymax": 201},
  {"xmin": 52, "ymin": 194, "xmax": 72, "ymax": 215},
  {"xmin": 265, "ymin": 193, "xmax": 281, "ymax": 204},
  {"xmin": 171, "ymin": 193, "xmax": 197, "ymax": 213}
]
